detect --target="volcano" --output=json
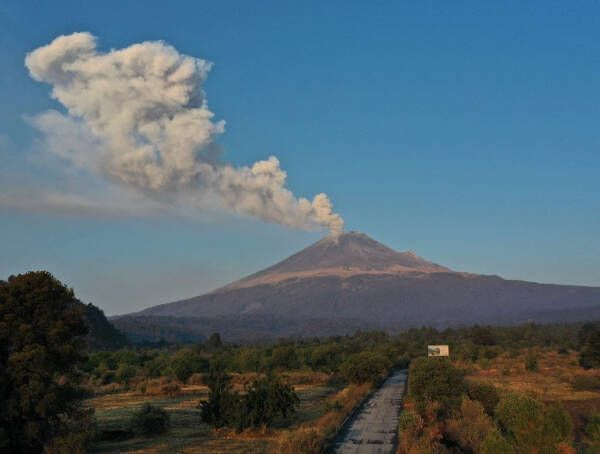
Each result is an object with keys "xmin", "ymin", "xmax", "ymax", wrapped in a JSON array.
[{"xmin": 116, "ymin": 232, "xmax": 600, "ymax": 342}]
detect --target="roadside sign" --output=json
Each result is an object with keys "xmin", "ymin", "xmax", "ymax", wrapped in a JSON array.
[{"xmin": 428, "ymin": 345, "xmax": 449, "ymax": 357}]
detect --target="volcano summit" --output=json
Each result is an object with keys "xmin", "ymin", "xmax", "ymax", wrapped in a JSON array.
[{"xmin": 117, "ymin": 232, "xmax": 600, "ymax": 341}]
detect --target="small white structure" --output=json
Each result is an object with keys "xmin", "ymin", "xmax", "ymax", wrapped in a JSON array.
[{"xmin": 428, "ymin": 345, "xmax": 449, "ymax": 357}]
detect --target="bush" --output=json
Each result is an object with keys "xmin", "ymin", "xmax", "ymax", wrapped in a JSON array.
[
  {"xmin": 130, "ymin": 404, "xmax": 170, "ymax": 435},
  {"xmin": 579, "ymin": 329, "xmax": 600, "ymax": 369},
  {"xmin": 398, "ymin": 409, "xmax": 424, "ymax": 442},
  {"xmin": 340, "ymin": 351, "xmax": 390, "ymax": 384},
  {"xmin": 408, "ymin": 357, "xmax": 466, "ymax": 414},
  {"xmin": 479, "ymin": 430, "xmax": 515, "ymax": 454},
  {"xmin": 570, "ymin": 374, "xmax": 600, "ymax": 391},
  {"xmin": 584, "ymin": 412, "xmax": 600, "ymax": 452},
  {"xmin": 116, "ymin": 363, "xmax": 137, "ymax": 384},
  {"xmin": 44, "ymin": 409, "xmax": 96, "ymax": 454},
  {"xmin": 238, "ymin": 374, "xmax": 299, "ymax": 429},
  {"xmin": 446, "ymin": 397, "xmax": 495, "ymax": 452},
  {"xmin": 272, "ymin": 427, "xmax": 323, "ymax": 454},
  {"xmin": 397, "ymin": 407, "xmax": 445, "ymax": 453},
  {"xmin": 495, "ymin": 393, "xmax": 572, "ymax": 452},
  {"xmin": 467, "ymin": 382, "xmax": 499, "ymax": 417},
  {"xmin": 171, "ymin": 350, "xmax": 208, "ymax": 382},
  {"xmin": 524, "ymin": 350, "xmax": 538, "ymax": 371},
  {"xmin": 201, "ymin": 368, "xmax": 299, "ymax": 431}
]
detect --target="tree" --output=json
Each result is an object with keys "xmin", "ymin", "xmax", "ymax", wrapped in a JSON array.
[
  {"xmin": 0, "ymin": 271, "xmax": 89, "ymax": 452},
  {"xmin": 207, "ymin": 332, "xmax": 222, "ymax": 349},
  {"xmin": 471, "ymin": 325, "xmax": 496, "ymax": 346},
  {"xmin": 200, "ymin": 366, "xmax": 299, "ymax": 432},
  {"xmin": 270, "ymin": 344, "xmax": 300, "ymax": 370},
  {"xmin": 238, "ymin": 374, "xmax": 299, "ymax": 429},
  {"xmin": 171, "ymin": 349, "xmax": 208, "ymax": 382},
  {"xmin": 199, "ymin": 363, "xmax": 237, "ymax": 428},
  {"xmin": 580, "ymin": 330, "xmax": 600, "ymax": 369}
]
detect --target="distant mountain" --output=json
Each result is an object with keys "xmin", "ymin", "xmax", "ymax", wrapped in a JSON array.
[{"xmin": 115, "ymin": 232, "xmax": 600, "ymax": 341}]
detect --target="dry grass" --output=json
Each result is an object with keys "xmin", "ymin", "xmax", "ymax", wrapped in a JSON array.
[
  {"xmin": 463, "ymin": 348, "xmax": 600, "ymax": 402},
  {"xmin": 270, "ymin": 382, "xmax": 372, "ymax": 453},
  {"xmin": 89, "ymin": 374, "xmax": 343, "ymax": 453},
  {"xmin": 461, "ymin": 347, "xmax": 600, "ymax": 447}
]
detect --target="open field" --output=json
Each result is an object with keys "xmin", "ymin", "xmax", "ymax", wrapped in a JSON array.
[
  {"xmin": 464, "ymin": 349, "xmax": 600, "ymax": 401},
  {"xmin": 89, "ymin": 380, "xmax": 339, "ymax": 453},
  {"xmin": 462, "ymin": 348, "xmax": 600, "ymax": 446}
]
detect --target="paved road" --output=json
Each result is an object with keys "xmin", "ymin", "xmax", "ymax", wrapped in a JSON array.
[{"xmin": 332, "ymin": 369, "xmax": 408, "ymax": 454}]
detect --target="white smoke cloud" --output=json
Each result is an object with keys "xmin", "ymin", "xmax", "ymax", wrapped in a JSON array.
[{"xmin": 24, "ymin": 32, "xmax": 344, "ymax": 234}]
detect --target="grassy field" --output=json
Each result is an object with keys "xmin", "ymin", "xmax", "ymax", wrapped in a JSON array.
[
  {"xmin": 462, "ymin": 348, "xmax": 600, "ymax": 444},
  {"xmin": 89, "ymin": 379, "xmax": 339, "ymax": 453},
  {"xmin": 464, "ymin": 349, "xmax": 600, "ymax": 400}
]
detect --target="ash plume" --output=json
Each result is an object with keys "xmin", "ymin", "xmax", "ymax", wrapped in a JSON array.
[{"xmin": 25, "ymin": 32, "xmax": 344, "ymax": 234}]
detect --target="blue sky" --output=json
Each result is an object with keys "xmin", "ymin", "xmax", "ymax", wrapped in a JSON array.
[{"xmin": 1, "ymin": 1, "xmax": 599, "ymax": 315}]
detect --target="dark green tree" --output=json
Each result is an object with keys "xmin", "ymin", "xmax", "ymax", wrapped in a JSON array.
[
  {"xmin": 580, "ymin": 330, "xmax": 600, "ymax": 369},
  {"xmin": 237, "ymin": 374, "xmax": 299, "ymax": 430},
  {"xmin": 471, "ymin": 325, "xmax": 496, "ymax": 346},
  {"xmin": 207, "ymin": 332, "xmax": 222, "ymax": 349},
  {"xmin": 0, "ymin": 271, "xmax": 89, "ymax": 452},
  {"xmin": 199, "ymin": 363, "xmax": 237, "ymax": 428},
  {"xmin": 171, "ymin": 349, "xmax": 208, "ymax": 382}
]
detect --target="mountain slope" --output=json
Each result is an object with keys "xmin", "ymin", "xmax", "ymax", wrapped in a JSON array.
[
  {"xmin": 219, "ymin": 231, "xmax": 448, "ymax": 291},
  {"xmin": 123, "ymin": 232, "xmax": 600, "ymax": 339}
]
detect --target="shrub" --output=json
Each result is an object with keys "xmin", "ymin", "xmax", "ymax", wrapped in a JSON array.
[
  {"xmin": 543, "ymin": 402, "xmax": 573, "ymax": 446},
  {"xmin": 479, "ymin": 430, "xmax": 515, "ymax": 454},
  {"xmin": 238, "ymin": 374, "xmax": 299, "ymax": 429},
  {"xmin": 397, "ymin": 408, "xmax": 445, "ymax": 454},
  {"xmin": 201, "ymin": 369, "xmax": 299, "ymax": 431},
  {"xmin": 446, "ymin": 397, "xmax": 495, "ymax": 452},
  {"xmin": 171, "ymin": 350, "xmax": 208, "ymax": 382},
  {"xmin": 570, "ymin": 374, "xmax": 600, "ymax": 391},
  {"xmin": 467, "ymin": 382, "xmax": 499, "ymax": 417},
  {"xmin": 44, "ymin": 408, "xmax": 96, "ymax": 454},
  {"xmin": 116, "ymin": 363, "xmax": 137, "ymax": 384},
  {"xmin": 579, "ymin": 329, "xmax": 600, "ymax": 369},
  {"xmin": 584, "ymin": 412, "xmax": 600, "ymax": 451},
  {"xmin": 340, "ymin": 351, "xmax": 390, "ymax": 384},
  {"xmin": 408, "ymin": 357, "xmax": 466, "ymax": 414},
  {"xmin": 495, "ymin": 393, "xmax": 573, "ymax": 452},
  {"xmin": 130, "ymin": 404, "xmax": 170, "ymax": 435},
  {"xmin": 398, "ymin": 409, "xmax": 424, "ymax": 442},
  {"xmin": 524, "ymin": 350, "xmax": 538, "ymax": 371},
  {"xmin": 270, "ymin": 345, "xmax": 300, "ymax": 370},
  {"xmin": 271, "ymin": 427, "xmax": 323, "ymax": 454}
]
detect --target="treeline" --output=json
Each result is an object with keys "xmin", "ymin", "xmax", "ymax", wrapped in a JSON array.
[
  {"xmin": 84, "ymin": 321, "xmax": 589, "ymax": 389},
  {"xmin": 84, "ymin": 330, "xmax": 400, "ymax": 388}
]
